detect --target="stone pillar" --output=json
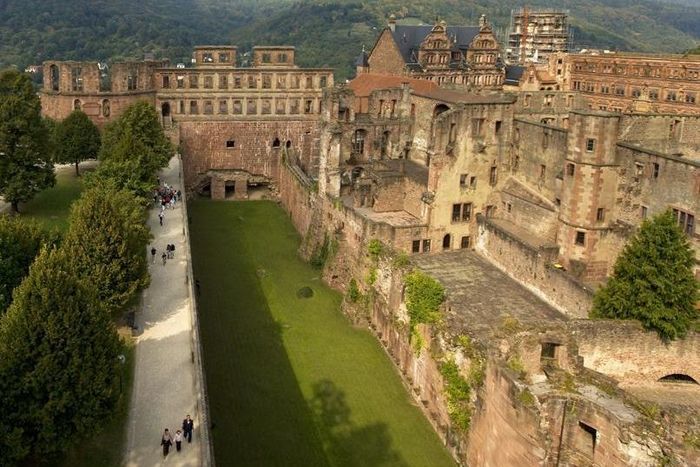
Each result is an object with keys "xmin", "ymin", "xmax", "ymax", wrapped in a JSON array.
[
  {"xmin": 211, "ymin": 176, "xmax": 225, "ymax": 200},
  {"xmin": 234, "ymin": 178, "xmax": 248, "ymax": 199}
]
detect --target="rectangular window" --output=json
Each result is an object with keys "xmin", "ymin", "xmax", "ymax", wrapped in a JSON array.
[
  {"xmin": 672, "ymin": 209, "xmax": 695, "ymax": 236},
  {"xmin": 177, "ymin": 76, "xmax": 185, "ymax": 88},
  {"xmin": 459, "ymin": 174, "xmax": 468, "ymax": 187},
  {"xmin": 219, "ymin": 53, "xmax": 229, "ymax": 63},
  {"xmin": 219, "ymin": 100, "xmax": 228, "ymax": 114},
  {"xmin": 179, "ymin": 100, "xmax": 184, "ymax": 113},
  {"xmin": 203, "ymin": 100, "xmax": 213, "ymax": 115},
  {"xmin": 652, "ymin": 162, "xmax": 660, "ymax": 179},
  {"xmin": 262, "ymin": 74, "xmax": 272, "ymax": 89},
  {"xmin": 189, "ymin": 100, "xmax": 198, "ymax": 114},
  {"xmin": 289, "ymin": 99, "xmax": 300, "ymax": 114},
  {"xmin": 422, "ymin": 239, "xmax": 431, "ymax": 253},
  {"xmin": 489, "ymin": 166, "xmax": 498, "ymax": 186},
  {"xmin": 641, "ymin": 205, "xmax": 648, "ymax": 219},
  {"xmin": 495, "ymin": 120, "xmax": 502, "ymax": 135},
  {"xmin": 575, "ymin": 231, "xmax": 586, "ymax": 246},
  {"xmin": 234, "ymin": 77, "xmax": 242, "ymax": 88},
  {"xmin": 539, "ymin": 164, "xmax": 546, "ymax": 180},
  {"xmin": 649, "ymin": 89, "xmax": 659, "ymax": 100},
  {"xmin": 472, "ymin": 118, "xmax": 485, "ymax": 137},
  {"xmin": 219, "ymin": 75, "xmax": 228, "ymax": 89},
  {"xmin": 276, "ymin": 74, "xmax": 286, "ymax": 89},
  {"xmin": 127, "ymin": 71, "xmax": 137, "ymax": 91},
  {"xmin": 262, "ymin": 53, "xmax": 271, "ymax": 63},
  {"xmin": 666, "ymin": 90, "xmax": 677, "ymax": 102},
  {"xmin": 248, "ymin": 75, "xmax": 256, "ymax": 88},
  {"xmin": 412, "ymin": 240, "xmax": 421, "ymax": 253},
  {"xmin": 452, "ymin": 203, "xmax": 473, "ymax": 222},
  {"xmin": 304, "ymin": 99, "xmax": 313, "ymax": 114},
  {"xmin": 470, "ymin": 176, "xmax": 477, "ymax": 189},
  {"xmin": 524, "ymin": 94, "xmax": 531, "ymax": 107},
  {"xmin": 615, "ymin": 86, "xmax": 625, "ymax": 96},
  {"xmin": 567, "ymin": 163, "xmax": 575, "ymax": 176},
  {"xmin": 460, "ymin": 236, "xmax": 470, "ymax": 249},
  {"xmin": 306, "ymin": 76, "xmax": 313, "ymax": 89},
  {"xmin": 485, "ymin": 205, "xmax": 495, "ymax": 218},
  {"xmin": 686, "ymin": 92, "xmax": 696, "ymax": 104},
  {"xmin": 586, "ymin": 138, "xmax": 595, "ymax": 152},
  {"xmin": 275, "ymin": 98, "xmax": 286, "ymax": 115},
  {"xmin": 596, "ymin": 208, "xmax": 605, "ymax": 222},
  {"xmin": 226, "ymin": 140, "xmax": 235, "ymax": 149},
  {"xmin": 247, "ymin": 98, "xmax": 257, "ymax": 115},
  {"xmin": 291, "ymin": 75, "xmax": 301, "ymax": 89},
  {"xmin": 261, "ymin": 99, "xmax": 272, "ymax": 115},
  {"xmin": 278, "ymin": 53, "xmax": 287, "ymax": 63},
  {"xmin": 232, "ymin": 100, "xmax": 242, "ymax": 114},
  {"xmin": 162, "ymin": 75, "xmax": 170, "ymax": 88},
  {"xmin": 320, "ymin": 76, "xmax": 328, "ymax": 88},
  {"xmin": 452, "ymin": 204, "xmax": 462, "ymax": 223},
  {"xmin": 71, "ymin": 67, "xmax": 84, "ymax": 91},
  {"xmin": 203, "ymin": 53, "xmax": 213, "ymax": 63},
  {"xmin": 189, "ymin": 75, "xmax": 199, "ymax": 89},
  {"xmin": 203, "ymin": 76, "xmax": 213, "ymax": 89}
]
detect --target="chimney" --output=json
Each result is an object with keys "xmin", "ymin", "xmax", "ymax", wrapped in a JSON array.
[{"xmin": 388, "ymin": 14, "xmax": 397, "ymax": 32}]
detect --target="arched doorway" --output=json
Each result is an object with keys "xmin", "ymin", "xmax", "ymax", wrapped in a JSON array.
[
  {"xmin": 161, "ymin": 102, "xmax": 171, "ymax": 117},
  {"xmin": 442, "ymin": 234, "xmax": 451, "ymax": 250}
]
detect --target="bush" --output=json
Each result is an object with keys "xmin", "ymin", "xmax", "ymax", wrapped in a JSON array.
[
  {"xmin": 404, "ymin": 270, "xmax": 444, "ymax": 330},
  {"xmin": 439, "ymin": 359, "xmax": 472, "ymax": 432}
]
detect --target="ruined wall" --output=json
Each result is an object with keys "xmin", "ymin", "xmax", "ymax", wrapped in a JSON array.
[
  {"xmin": 513, "ymin": 91, "xmax": 586, "ymax": 127},
  {"xmin": 476, "ymin": 217, "xmax": 593, "ymax": 317},
  {"xmin": 618, "ymin": 114, "xmax": 700, "ymax": 153},
  {"xmin": 572, "ymin": 320, "xmax": 700, "ymax": 387},
  {"xmin": 178, "ymin": 120, "xmax": 319, "ymax": 187}
]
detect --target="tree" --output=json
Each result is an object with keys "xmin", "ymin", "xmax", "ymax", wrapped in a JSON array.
[
  {"xmin": 54, "ymin": 110, "xmax": 101, "ymax": 176},
  {"xmin": 592, "ymin": 210, "xmax": 699, "ymax": 340},
  {"xmin": 90, "ymin": 101, "xmax": 172, "ymax": 200},
  {"xmin": 0, "ymin": 247, "xmax": 121, "ymax": 463},
  {"xmin": 63, "ymin": 185, "xmax": 151, "ymax": 316},
  {"xmin": 0, "ymin": 69, "xmax": 54, "ymax": 212},
  {"xmin": 0, "ymin": 217, "xmax": 60, "ymax": 314}
]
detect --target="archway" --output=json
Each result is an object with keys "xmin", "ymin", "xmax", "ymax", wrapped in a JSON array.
[
  {"xmin": 658, "ymin": 374, "xmax": 699, "ymax": 384},
  {"xmin": 285, "ymin": 140, "xmax": 292, "ymax": 149},
  {"xmin": 433, "ymin": 104, "xmax": 450, "ymax": 118},
  {"xmin": 161, "ymin": 102, "xmax": 171, "ymax": 117},
  {"xmin": 442, "ymin": 234, "xmax": 451, "ymax": 250}
]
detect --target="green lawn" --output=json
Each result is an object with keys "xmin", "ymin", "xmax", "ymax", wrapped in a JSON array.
[
  {"xmin": 20, "ymin": 167, "xmax": 86, "ymax": 232},
  {"xmin": 190, "ymin": 200, "xmax": 454, "ymax": 467}
]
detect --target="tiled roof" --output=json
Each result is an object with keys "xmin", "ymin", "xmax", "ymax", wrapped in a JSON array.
[
  {"xmin": 504, "ymin": 65, "xmax": 525, "ymax": 85},
  {"xmin": 347, "ymin": 73, "xmax": 438, "ymax": 97},
  {"xmin": 391, "ymin": 25, "xmax": 481, "ymax": 64}
]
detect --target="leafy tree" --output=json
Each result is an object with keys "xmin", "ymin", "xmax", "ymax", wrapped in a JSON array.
[
  {"xmin": 0, "ymin": 217, "xmax": 60, "ymax": 314},
  {"xmin": 0, "ymin": 69, "xmax": 54, "ymax": 212},
  {"xmin": 0, "ymin": 247, "xmax": 121, "ymax": 463},
  {"xmin": 592, "ymin": 210, "xmax": 699, "ymax": 340},
  {"xmin": 63, "ymin": 185, "xmax": 151, "ymax": 316},
  {"xmin": 93, "ymin": 101, "xmax": 172, "ymax": 199},
  {"xmin": 54, "ymin": 110, "xmax": 101, "ymax": 176}
]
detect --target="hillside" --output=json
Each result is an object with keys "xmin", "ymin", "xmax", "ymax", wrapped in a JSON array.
[{"xmin": 1, "ymin": 0, "xmax": 698, "ymax": 80}]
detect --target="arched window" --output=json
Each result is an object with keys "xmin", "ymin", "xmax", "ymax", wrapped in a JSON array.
[
  {"xmin": 442, "ymin": 234, "xmax": 451, "ymax": 250},
  {"xmin": 73, "ymin": 99, "xmax": 82, "ymax": 111},
  {"xmin": 285, "ymin": 140, "xmax": 292, "ymax": 149},
  {"xmin": 102, "ymin": 99, "xmax": 110, "ymax": 117},
  {"xmin": 272, "ymin": 138, "xmax": 281, "ymax": 148}
]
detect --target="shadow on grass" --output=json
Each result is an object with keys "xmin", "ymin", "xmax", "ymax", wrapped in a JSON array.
[
  {"xmin": 310, "ymin": 380, "xmax": 408, "ymax": 467},
  {"xmin": 190, "ymin": 200, "xmax": 329, "ymax": 467}
]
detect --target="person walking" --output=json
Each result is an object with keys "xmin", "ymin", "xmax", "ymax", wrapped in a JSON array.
[
  {"xmin": 161, "ymin": 428, "xmax": 173, "ymax": 457},
  {"xmin": 182, "ymin": 415, "xmax": 194, "ymax": 443},
  {"xmin": 174, "ymin": 429, "xmax": 183, "ymax": 452},
  {"xmin": 170, "ymin": 243, "xmax": 176, "ymax": 259},
  {"xmin": 159, "ymin": 211, "xmax": 164, "ymax": 227},
  {"xmin": 162, "ymin": 252, "xmax": 167, "ymax": 266},
  {"xmin": 150, "ymin": 247, "xmax": 157, "ymax": 264}
]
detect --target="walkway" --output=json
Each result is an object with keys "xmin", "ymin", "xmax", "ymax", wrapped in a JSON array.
[{"xmin": 125, "ymin": 156, "xmax": 205, "ymax": 466}]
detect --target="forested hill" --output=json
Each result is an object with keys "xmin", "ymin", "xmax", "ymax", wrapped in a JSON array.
[{"xmin": 1, "ymin": 0, "xmax": 699, "ymax": 80}]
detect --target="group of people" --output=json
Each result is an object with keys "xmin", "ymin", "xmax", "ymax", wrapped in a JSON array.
[
  {"xmin": 150, "ymin": 244, "xmax": 176, "ymax": 265},
  {"xmin": 160, "ymin": 414, "xmax": 195, "ymax": 457},
  {"xmin": 154, "ymin": 182, "xmax": 181, "ymax": 227}
]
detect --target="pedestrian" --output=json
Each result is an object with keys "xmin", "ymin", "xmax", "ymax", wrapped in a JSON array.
[
  {"xmin": 174, "ymin": 429, "xmax": 183, "ymax": 452},
  {"xmin": 167, "ymin": 244, "xmax": 173, "ymax": 259},
  {"xmin": 177, "ymin": 189, "xmax": 182, "ymax": 201},
  {"xmin": 161, "ymin": 428, "xmax": 173, "ymax": 457},
  {"xmin": 170, "ymin": 243, "xmax": 176, "ymax": 258},
  {"xmin": 182, "ymin": 415, "xmax": 194, "ymax": 443},
  {"xmin": 150, "ymin": 246, "xmax": 156, "ymax": 263},
  {"xmin": 170, "ymin": 197, "xmax": 176, "ymax": 209},
  {"xmin": 159, "ymin": 211, "xmax": 164, "ymax": 227},
  {"xmin": 162, "ymin": 252, "xmax": 167, "ymax": 266}
]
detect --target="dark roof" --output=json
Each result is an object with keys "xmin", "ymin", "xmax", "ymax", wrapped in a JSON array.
[
  {"xmin": 391, "ymin": 25, "xmax": 480, "ymax": 64},
  {"xmin": 354, "ymin": 51, "xmax": 369, "ymax": 67},
  {"xmin": 504, "ymin": 65, "xmax": 525, "ymax": 85}
]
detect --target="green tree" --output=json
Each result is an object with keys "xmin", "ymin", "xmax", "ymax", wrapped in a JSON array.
[
  {"xmin": 592, "ymin": 210, "xmax": 699, "ymax": 340},
  {"xmin": 63, "ymin": 185, "xmax": 151, "ymax": 316},
  {"xmin": 0, "ymin": 217, "xmax": 60, "ymax": 314},
  {"xmin": 54, "ymin": 110, "xmax": 101, "ymax": 176},
  {"xmin": 0, "ymin": 247, "xmax": 121, "ymax": 463},
  {"xmin": 0, "ymin": 69, "xmax": 54, "ymax": 212}
]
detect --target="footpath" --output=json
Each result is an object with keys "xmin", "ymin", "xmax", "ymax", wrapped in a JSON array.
[{"xmin": 125, "ymin": 156, "xmax": 211, "ymax": 466}]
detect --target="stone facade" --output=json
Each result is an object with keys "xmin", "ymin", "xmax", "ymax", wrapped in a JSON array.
[
  {"xmin": 359, "ymin": 16, "xmax": 504, "ymax": 90},
  {"xmin": 547, "ymin": 51, "xmax": 700, "ymax": 115}
]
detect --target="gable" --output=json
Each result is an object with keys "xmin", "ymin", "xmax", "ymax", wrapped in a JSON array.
[{"xmin": 367, "ymin": 28, "xmax": 407, "ymax": 75}]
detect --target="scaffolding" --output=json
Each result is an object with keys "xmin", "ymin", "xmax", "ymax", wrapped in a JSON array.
[{"xmin": 505, "ymin": 7, "xmax": 571, "ymax": 65}]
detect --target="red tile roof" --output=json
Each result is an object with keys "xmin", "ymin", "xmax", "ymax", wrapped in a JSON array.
[{"xmin": 347, "ymin": 73, "xmax": 438, "ymax": 97}]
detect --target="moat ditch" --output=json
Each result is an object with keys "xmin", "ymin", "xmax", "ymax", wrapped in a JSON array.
[{"xmin": 189, "ymin": 200, "xmax": 454, "ymax": 467}]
